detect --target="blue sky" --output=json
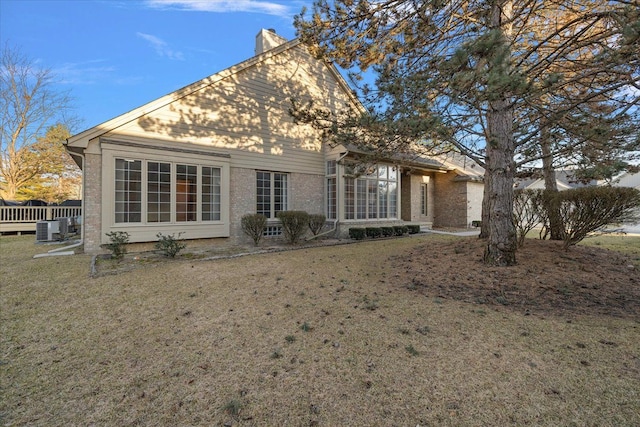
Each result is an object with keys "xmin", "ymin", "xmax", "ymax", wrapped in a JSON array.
[{"xmin": 1, "ymin": 0, "xmax": 314, "ymax": 132}]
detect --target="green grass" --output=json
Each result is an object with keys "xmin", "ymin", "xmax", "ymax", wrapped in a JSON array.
[{"xmin": 579, "ymin": 233, "xmax": 640, "ymax": 265}]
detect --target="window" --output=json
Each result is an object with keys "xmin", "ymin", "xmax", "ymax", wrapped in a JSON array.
[
  {"xmin": 114, "ymin": 158, "xmax": 222, "ymax": 224},
  {"xmin": 344, "ymin": 164, "xmax": 398, "ymax": 220},
  {"xmin": 326, "ymin": 161, "xmax": 337, "ymax": 220},
  {"xmin": 257, "ymin": 171, "xmax": 288, "ymax": 218},
  {"xmin": 115, "ymin": 159, "xmax": 142, "ymax": 223},
  {"xmin": 176, "ymin": 164, "xmax": 197, "ymax": 222},
  {"xmin": 147, "ymin": 162, "xmax": 171, "ymax": 223},
  {"xmin": 421, "ymin": 183, "xmax": 428, "ymax": 216},
  {"xmin": 202, "ymin": 167, "xmax": 221, "ymax": 221}
]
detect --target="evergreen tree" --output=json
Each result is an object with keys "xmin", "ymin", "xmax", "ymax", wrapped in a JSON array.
[{"xmin": 293, "ymin": 0, "xmax": 639, "ymax": 266}]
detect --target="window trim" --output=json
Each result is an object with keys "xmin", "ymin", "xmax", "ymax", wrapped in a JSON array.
[
  {"xmin": 343, "ymin": 163, "xmax": 399, "ymax": 221},
  {"xmin": 256, "ymin": 170, "xmax": 289, "ymax": 219},
  {"xmin": 102, "ymin": 144, "xmax": 230, "ymax": 244}
]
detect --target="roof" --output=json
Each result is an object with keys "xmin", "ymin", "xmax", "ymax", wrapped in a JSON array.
[{"xmin": 514, "ymin": 170, "xmax": 597, "ymax": 190}]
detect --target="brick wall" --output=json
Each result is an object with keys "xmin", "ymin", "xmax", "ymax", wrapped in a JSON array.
[
  {"xmin": 433, "ymin": 171, "xmax": 469, "ymax": 228},
  {"xmin": 229, "ymin": 167, "xmax": 324, "ymax": 244},
  {"xmin": 83, "ymin": 152, "xmax": 103, "ymax": 253}
]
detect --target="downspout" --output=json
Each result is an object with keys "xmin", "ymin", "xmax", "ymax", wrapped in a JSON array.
[
  {"xmin": 306, "ymin": 219, "xmax": 338, "ymax": 241},
  {"xmin": 33, "ymin": 148, "xmax": 85, "ymax": 258}
]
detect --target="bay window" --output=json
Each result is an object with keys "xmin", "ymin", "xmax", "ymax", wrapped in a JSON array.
[{"xmin": 343, "ymin": 164, "xmax": 398, "ymax": 220}]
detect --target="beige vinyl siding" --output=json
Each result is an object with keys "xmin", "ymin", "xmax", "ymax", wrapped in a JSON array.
[{"xmin": 104, "ymin": 44, "xmax": 352, "ymax": 176}]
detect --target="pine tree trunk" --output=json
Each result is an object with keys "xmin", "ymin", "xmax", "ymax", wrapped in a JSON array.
[
  {"xmin": 479, "ymin": 167, "xmax": 490, "ymax": 239},
  {"xmin": 483, "ymin": 99, "xmax": 517, "ymax": 266},
  {"xmin": 482, "ymin": 0, "xmax": 517, "ymax": 266},
  {"xmin": 540, "ymin": 123, "xmax": 563, "ymax": 240}
]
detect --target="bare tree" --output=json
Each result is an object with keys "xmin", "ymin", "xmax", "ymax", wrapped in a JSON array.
[{"xmin": 0, "ymin": 44, "xmax": 76, "ymax": 200}]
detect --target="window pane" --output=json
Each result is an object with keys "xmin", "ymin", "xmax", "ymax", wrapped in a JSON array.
[
  {"xmin": 389, "ymin": 181, "xmax": 398, "ymax": 219},
  {"xmin": 378, "ymin": 165, "xmax": 388, "ymax": 179},
  {"xmin": 147, "ymin": 161, "xmax": 171, "ymax": 223},
  {"xmin": 114, "ymin": 159, "xmax": 142, "ymax": 223},
  {"xmin": 379, "ymin": 181, "xmax": 388, "ymax": 219},
  {"xmin": 326, "ymin": 160, "xmax": 336, "ymax": 175},
  {"xmin": 356, "ymin": 180, "xmax": 366, "ymax": 219},
  {"xmin": 367, "ymin": 180, "xmax": 378, "ymax": 219},
  {"xmin": 274, "ymin": 173, "xmax": 288, "ymax": 215},
  {"xmin": 345, "ymin": 178, "xmax": 354, "ymax": 220},
  {"xmin": 176, "ymin": 163, "xmax": 197, "ymax": 222},
  {"xmin": 389, "ymin": 166, "xmax": 397, "ymax": 180},
  {"xmin": 202, "ymin": 167, "xmax": 221, "ymax": 221},
  {"xmin": 256, "ymin": 171, "xmax": 271, "ymax": 217},
  {"xmin": 327, "ymin": 177, "xmax": 336, "ymax": 220}
]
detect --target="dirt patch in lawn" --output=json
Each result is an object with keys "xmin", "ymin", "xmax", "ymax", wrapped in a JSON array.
[
  {"xmin": 94, "ymin": 233, "xmax": 640, "ymax": 320},
  {"xmin": 388, "ymin": 237, "xmax": 640, "ymax": 319}
]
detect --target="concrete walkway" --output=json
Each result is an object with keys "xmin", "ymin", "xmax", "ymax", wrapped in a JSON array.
[{"xmin": 420, "ymin": 227, "xmax": 481, "ymax": 237}]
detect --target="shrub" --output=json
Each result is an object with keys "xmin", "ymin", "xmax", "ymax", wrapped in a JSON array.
[
  {"xmin": 393, "ymin": 225, "xmax": 408, "ymax": 236},
  {"xmin": 513, "ymin": 189, "xmax": 546, "ymax": 247},
  {"xmin": 308, "ymin": 214, "xmax": 326, "ymax": 236},
  {"xmin": 365, "ymin": 227, "xmax": 382, "ymax": 238},
  {"xmin": 407, "ymin": 225, "xmax": 421, "ymax": 234},
  {"xmin": 553, "ymin": 186, "xmax": 640, "ymax": 249},
  {"xmin": 103, "ymin": 231, "xmax": 130, "ymax": 260},
  {"xmin": 381, "ymin": 226, "xmax": 395, "ymax": 237},
  {"xmin": 277, "ymin": 210, "xmax": 310, "ymax": 244},
  {"xmin": 349, "ymin": 228, "xmax": 366, "ymax": 240},
  {"xmin": 155, "ymin": 232, "xmax": 186, "ymax": 258},
  {"xmin": 241, "ymin": 214, "xmax": 267, "ymax": 245}
]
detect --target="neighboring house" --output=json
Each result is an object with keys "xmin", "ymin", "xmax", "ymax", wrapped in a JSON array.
[
  {"xmin": 65, "ymin": 29, "xmax": 484, "ymax": 253},
  {"xmin": 614, "ymin": 171, "xmax": 640, "ymax": 190},
  {"xmin": 514, "ymin": 170, "xmax": 597, "ymax": 191}
]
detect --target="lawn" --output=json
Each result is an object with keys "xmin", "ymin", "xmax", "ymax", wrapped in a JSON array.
[{"xmin": 1, "ymin": 233, "xmax": 639, "ymax": 426}]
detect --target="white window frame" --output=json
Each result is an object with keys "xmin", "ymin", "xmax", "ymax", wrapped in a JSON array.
[
  {"xmin": 344, "ymin": 164, "xmax": 398, "ymax": 220},
  {"xmin": 256, "ymin": 170, "xmax": 289, "ymax": 219},
  {"xmin": 103, "ymin": 142, "xmax": 229, "ymax": 244}
]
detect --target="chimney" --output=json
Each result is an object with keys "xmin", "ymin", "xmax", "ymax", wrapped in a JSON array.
[{"xmin": 255, "ymin": 28, "xmax": 288, "ymax": 55}]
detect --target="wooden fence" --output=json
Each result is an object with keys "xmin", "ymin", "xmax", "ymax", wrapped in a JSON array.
[{"xmin": 0, "ymin": 206, "xmax": 82, "ymax": 234}]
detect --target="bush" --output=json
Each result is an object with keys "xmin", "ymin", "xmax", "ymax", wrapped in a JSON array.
[
  {"xmin": 553, "ymin": 186, "xmax": 640, "ymax": 249},
  {"xmin": 155, "ymin": 232, "xmax": 186, "ymax": 258},
  {"xmin": 308, "ymin": 214, "xmax": 326, "ymax": 236},
  {"xmin": 513, "ymin": 189, "xmax": 546, "ymax": 247},
  {"xmin": 241, "ymin": 214, "xmax": 267, "ymax": 245},
  {"xmin": 277, "ymin": 210, "xmax": 310, "ymax": 244},
  {"xmin": 103, "ymin": 231, "xmax": 130, "ymax": 260},
  {"xmin": 365, "ymin": 227, "xmax": 382, "ymax": 238},
  {"xmin": 407, "ymin": 225, "xmax": 421, "ymax": 234},
  {"xmin": 393, "ymin": 225, "xmax": 408, "ymax": 236},
  {"xmin": 349, "ymin": 228, "xmax": 366, "ymax": 240},
  {"xmin": 381, "ymin": 226, "xmax": 395, "ymax": 237}
]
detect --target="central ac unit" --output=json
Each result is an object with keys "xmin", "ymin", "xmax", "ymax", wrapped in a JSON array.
[{"xmin": 36, "ymin": 218, "xmax": 69, "ymax": 242}]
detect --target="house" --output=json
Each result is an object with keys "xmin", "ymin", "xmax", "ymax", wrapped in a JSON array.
[
  {"xmin": 65, "ymin": 29, "xmax": 484, "ymax": 253},
  {"xmin": 514, "ymin": 170, "xmax": 598, "ymax": 191},
  {"xmin": 614, "ymin": 171, "xmax": 640, "ymax": 190}
]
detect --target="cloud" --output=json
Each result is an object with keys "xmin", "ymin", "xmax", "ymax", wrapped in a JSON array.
[
  {"xmin": 136, "ymin": 32, "xmax": 185, "ymax": 61},
  {"xmin": 53, "ymin": 59, "xmax": 117, "ymax": 85},
  {"xmin": 143, "ymin": 0, "xmax": 291, "ymax": 17}
]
